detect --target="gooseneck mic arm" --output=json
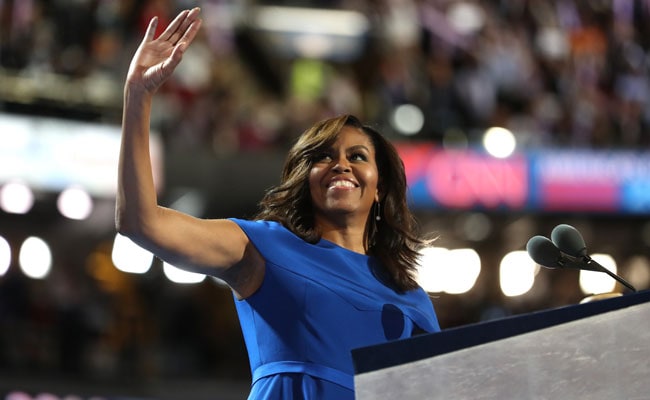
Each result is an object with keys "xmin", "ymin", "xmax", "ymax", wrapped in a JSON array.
[
  {"xmin": 526, "ymin": 231, "xmax": 637, "ymax": 293},
  {"xmin": 580, "ymin": 255, "xmax": 637, "ymax": 292}
]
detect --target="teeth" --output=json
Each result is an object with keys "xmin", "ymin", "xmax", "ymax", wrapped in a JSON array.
[{"xmin": 330, "ymin": 180, "xmax": 355, "ymax": 188}]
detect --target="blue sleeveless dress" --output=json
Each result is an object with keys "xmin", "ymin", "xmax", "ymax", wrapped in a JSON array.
[{"xmin": 230, "ymin": 219, "xmax": 440, "ymax": 399}]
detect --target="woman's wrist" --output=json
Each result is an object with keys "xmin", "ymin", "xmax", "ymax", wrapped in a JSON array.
[{"xmin": 124, "ymin": 80, "xmax": 154, "ymax": 101}]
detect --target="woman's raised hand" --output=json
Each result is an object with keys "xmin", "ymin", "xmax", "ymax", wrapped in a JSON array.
[{"xmin": 126, "ymin": 8, "xmax": 202, "ymax": 94}]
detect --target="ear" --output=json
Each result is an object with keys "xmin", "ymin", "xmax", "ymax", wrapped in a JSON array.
[{"xmin": 376, "ymin": 176, "xmax": 386, "ymax": 201}]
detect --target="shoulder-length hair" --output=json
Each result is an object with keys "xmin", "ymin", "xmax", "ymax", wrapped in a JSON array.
[{"xmin": 255, "ymin": 114, "xmax": 427, "ymax": 292}]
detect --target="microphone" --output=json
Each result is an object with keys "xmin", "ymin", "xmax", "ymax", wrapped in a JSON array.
[
  {"xmin": 550, "ymin": 224, "xmax": 636, "ymax": 292},
  {"xmin": 526, "ymin": 235, "xmax": 597, "ymax": 271},
  {"xmin": 551, "ymin": 224, "xmax": 587, "ymax": 257},
  {"xmin": 526, "ymin": 226, "xmax": 637, "ymax": 292}
]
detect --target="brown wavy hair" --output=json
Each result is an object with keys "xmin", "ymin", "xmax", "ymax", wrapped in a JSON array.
[{"xmin": 255, "ymin": 114, "xmax": 427, "ymax": 292}]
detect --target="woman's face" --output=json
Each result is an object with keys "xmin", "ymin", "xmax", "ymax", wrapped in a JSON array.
[{"xmin": 308, "ymin": 126, "xmax": 380, "ymax": 226}]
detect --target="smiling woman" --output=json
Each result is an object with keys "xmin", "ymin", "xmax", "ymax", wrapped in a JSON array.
[
  {"xmin": 116, "ymin": 8, "xmax": 440, "ymax": 400},
  {"xmin": 256, "ymin": 114, "xmax": 429, "ymax": 291},
  {"xmin": 308, "ymin": 126, "xmax": 380, "ymax": 240}
]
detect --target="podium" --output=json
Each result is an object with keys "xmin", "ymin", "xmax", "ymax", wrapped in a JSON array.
[{"xmin": 352, "ymin": 290, "xmax": 650, "ymax": 399}]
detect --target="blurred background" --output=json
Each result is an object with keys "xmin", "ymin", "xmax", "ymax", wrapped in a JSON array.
[{"xmin": 1, "ymin": 0, "xmax": 650, "ymax": 398}]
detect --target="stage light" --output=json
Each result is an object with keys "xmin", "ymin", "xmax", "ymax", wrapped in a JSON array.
[
  {"xmin": 579, "ymin": 253, "xmax": 617, "ymax": 295},
  {"xmin": 162, "ymin": 262, "xmax": 206, "ymax": 284},
  {"xmin": 444, "ymin": 248, "xmax": 481, "ymax": 294},
  {"xmin": 391, "ymin": 104, "xmax": 424, "ymax": 136},
  {"xmin": 19, "ymin": 236, "xmax": 52, "ymax": 279},
  {"xmin": 417, "ymin": 247, "xmax": 481, "ymax": 294},
  {"xmin": 483, "ymin": 127, "xmax": 516, "ymax": 158},
  {"xmin": 0, "ymin": 181, "xmax": 34, "ymax": 214},
  {"xmin": 417, "ymin": 246, "xmax": 450, "ymax": 293},
  {"xmin": 500, "ymin": 250, "xmax": 539, "ymax": 297},
  {"xmin": 111, "ymin": 233, "xmax": 153, "ymax": 274},
  {"xmin": 0, "ymin": 235, "xmax": 10, "ymax": 276},
  {"xmin": 253, "ymin": 6, "xmax": 369, "ymax": 37},
  {"xmin": 57, "ymin": 186, "xmax": 93, "ymax": 220}
]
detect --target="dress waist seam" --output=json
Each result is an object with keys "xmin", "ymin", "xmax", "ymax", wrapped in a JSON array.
[{"xmin": 252, "ymin": 361, "xmax": 354, "ymax": 390}]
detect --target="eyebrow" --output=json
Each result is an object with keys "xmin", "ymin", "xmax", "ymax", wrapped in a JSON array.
[
  {"xmin": 318, "ymin": 143, "xmax": 373, "ymax": 154},
  {"xmin": 346, "ymin": 144, "xmax": 371, "ymax": 152}
]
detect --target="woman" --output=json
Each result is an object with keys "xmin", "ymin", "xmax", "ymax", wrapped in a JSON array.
[{"xmin": 116, "ymin": 8, "xmax": 440, "ymax": 399}]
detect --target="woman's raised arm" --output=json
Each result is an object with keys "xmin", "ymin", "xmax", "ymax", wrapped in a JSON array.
[{"xmin": 115, "ymin": 8, "xmax": 263, "ymax": 298}]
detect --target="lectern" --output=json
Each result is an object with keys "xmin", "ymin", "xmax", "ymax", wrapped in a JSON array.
[{"xmin": 352, "ymin": 290, "xmax": 650, "ymax": 400}]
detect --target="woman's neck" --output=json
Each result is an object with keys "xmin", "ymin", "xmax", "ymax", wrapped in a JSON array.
[{"xmin": 316, "ymin": 217, "xmax": 368, "ymax": 254}]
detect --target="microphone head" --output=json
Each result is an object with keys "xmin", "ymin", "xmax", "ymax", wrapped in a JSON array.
[
  {"xmin": 526, "ymin": 235, "xmax": 562, "ymax": 268},
  {"xmin": 551, "ymin": 224, "xmax": 587, "ymax": 257}
]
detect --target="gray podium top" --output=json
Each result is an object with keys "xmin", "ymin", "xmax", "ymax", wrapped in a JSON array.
[{"xmin": 354, "ymin": 295, "xmax": 650, "ymax": 400}]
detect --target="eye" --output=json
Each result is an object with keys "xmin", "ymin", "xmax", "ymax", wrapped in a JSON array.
[
  {"xmin": 350, "ymin": 152, "xmax": 368, "ymax": 162},
  {"xmin": 313, "ymin": 151, "xmax": 333, "ymax": 162}
]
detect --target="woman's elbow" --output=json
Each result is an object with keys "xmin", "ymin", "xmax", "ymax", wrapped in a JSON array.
[{"xmin": 114, "ymin": 207, "xmax": 141, "ymax": 237}]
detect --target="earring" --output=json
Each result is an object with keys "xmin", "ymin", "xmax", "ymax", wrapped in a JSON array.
[{"xmin": 375, "ymin": 201, "xmax": 381, "ymax": 221}]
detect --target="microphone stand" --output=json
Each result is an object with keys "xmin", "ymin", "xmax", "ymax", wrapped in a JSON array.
[
  {"xmin": 556, "ymin": 254, "xmax": 637, "ymax": 292},
  {"xmin": 583, "ymin": 257, "xmax": 637, "ymax": 293}
]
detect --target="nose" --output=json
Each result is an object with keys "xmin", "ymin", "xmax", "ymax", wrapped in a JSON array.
[{"xmin": 332, "ymin": 156, "xmax": 351, "ymax": 173}]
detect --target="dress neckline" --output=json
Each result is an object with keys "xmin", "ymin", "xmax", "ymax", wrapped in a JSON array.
[{"xmin": 316, "ymin": 238, "xmax": 370, "ymax": 258}]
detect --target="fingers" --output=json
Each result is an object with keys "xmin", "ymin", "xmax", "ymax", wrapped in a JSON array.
[
  {"xmin": 143, "ymin": 16, "xmax": 159, "ymax": 42},
  {"xmin": 158, "ymin": 8, "xmax": 201, "ymax": 45},
  {"xmin": 177, "ymin": 18, "xmax": 202, "ymax": 49},
  {"xmin": 158, "ymin": 9, "xmax": 189, "ymax": 42}
]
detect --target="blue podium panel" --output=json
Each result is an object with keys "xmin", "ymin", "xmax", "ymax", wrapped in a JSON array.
[{"xmin": 353, "ymin": 291, "xmax": 650, "ymax": 400}]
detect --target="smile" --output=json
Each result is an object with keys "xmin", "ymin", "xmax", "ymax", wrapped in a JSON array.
[{"xmin": 328, "ymin": 180, "xmax": 358, "ymax": 189}]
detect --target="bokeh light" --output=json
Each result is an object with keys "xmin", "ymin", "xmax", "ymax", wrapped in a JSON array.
[
  {"xmin": 19, "ymin": 236, "xmax": 52, "ymax": 279},
  {"xmin": 0, "ymin": 234, "xmax": 11, "ymax": 276},
  {"xmin": 111, "ymin": 233, "xmax": 153, "ymax": 274},
  {"xmin": 579, "ymin": 253, "xmax": 617, "ymax": 295},
  {"xmin": 483, "ymin": 127, "xmax": 516, "ymax": 158},
  {"xmin": 500, "ymin": 250, "xmax": 539, "ymax": 297},
  {"xmin": 57, "ymin": 186, "xmax": 94, "ymax": 220},
  {"xmin": 163, "ymin": 262, "xmax": 206, "ymax": 284},
  {"xmin": 418, "ymin": 247, "xmax": 481, "ymax": 294},
  {"xmin": 391, "ymin": 104, "xmax": 425, "ymax": 136},
  {"xmin": 0, "ymin": 182, "xmax": 34, "ymax": 214}
]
